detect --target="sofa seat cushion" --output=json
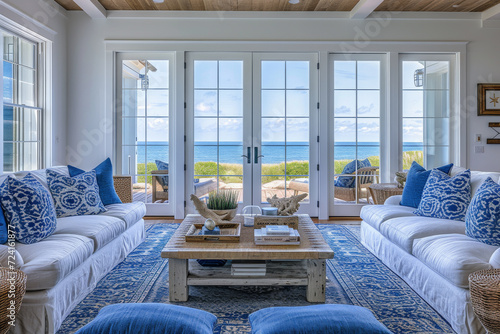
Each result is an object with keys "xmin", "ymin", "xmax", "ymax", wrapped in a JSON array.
[
  {"xmin": 380, "ymin": 217, "xmax": 466, "ymax": 253},
  {"xmin": 55, "ymin": 215, "xmax": 127, "ymax": 252},
  {"xmin": 16, "ymin": 234, "xmax": 94, "ymax": 291},
  {"xmin": 101, "ymin": 202, "xmax": 146, "ymax": 229},
  {"xmin": 413, "ymin": 234, "xmax": 497, "ymax": 288},
  {"xmin": 360, "ymin": 205, "xmax": 416, "ymax": 231}
]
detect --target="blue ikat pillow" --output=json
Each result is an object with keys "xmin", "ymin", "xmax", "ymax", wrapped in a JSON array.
[
  {"xmin": 47, "ymin": 169, "xmax": 106, "ymax": 218},
  {"xmin": 414, "ymin": 169, "xmax": 471, "ymax": 221},
  {"xmin": 0, "ymin": 174, "xmax": 57, "ymax": 244},
  {"xmin": 465, "ymin": 177, "xmax": 500, "ymax": 246}
]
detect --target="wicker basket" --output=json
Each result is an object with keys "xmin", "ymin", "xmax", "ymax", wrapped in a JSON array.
[
  {"xmin": 113, "ymin": 176, "xmax": 133, "ymax": 203},
  {"xmin": 469, "ymin": 269, "xmax": 500, "ymax": 333},
  {"xmin": 0, "ymin": 268, "xmax": 27, "ymax": 334},
  {"xmin": 369, "ymin": 183, "xmax": 404, "ymax": 205}
]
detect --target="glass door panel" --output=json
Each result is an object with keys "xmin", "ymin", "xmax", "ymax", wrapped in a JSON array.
[
  {"xmin": 331, "ymin": 55, "xmax": 383, "ymax": 207},
  {"xmin": 116, "ymin": 54, "xmax": 173, "ymax": 215}
]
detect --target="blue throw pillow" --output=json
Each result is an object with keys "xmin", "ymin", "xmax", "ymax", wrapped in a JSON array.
[
  {"xmin": 249, "ymin": 304, "xmax": 392, "ymax": 334},
  {"xmin": 0, "ymin": 174, "xmax": 57, "ymax": 244},
  {"xmin": 68, "ymin": 158, "xmax": 121, "ymax": 206},
  {"xmin": 400, "ymin": 161, "xmax": 454, "ymax": 208},
  {"xmin": 334, "ymin": 159, "xmax": 368, "ymax": 188},
  {"xmin": 47, "ymin": 169, "xmax": 107, "ymax": 218},
  {"xmin": 155, "ymin": 159, "xmax": 169, "ymax": 188},
  {"xmin": 75, "ymin": 303, "xmax": 217, "ymax": 334},
  {"xmin": 0, "ymin": 202, "xmax": 7, "ymax": 244},
  {"xmin": 414, "ymin": 169, "xmax": 471, "ymax": 221},
  {"xmin": 465, "ymin": 178, "xmax": 500, "ymax": 246}
]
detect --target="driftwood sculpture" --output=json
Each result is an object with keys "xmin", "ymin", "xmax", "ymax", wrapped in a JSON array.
[
  {"xmin": 267, "ymin": 193, "xmax": 308, "ymax": 216},
  {"xmin": 395, "ymin": 172, "xmax": 407, "ymax": 188},
  {"xmin": 190, "ymin": 194, "xmax": 235, "ymax": 224}
]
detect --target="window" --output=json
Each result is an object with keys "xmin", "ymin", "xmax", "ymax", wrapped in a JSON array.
[
  {"xmin": 401, "ymin": 55, "xmax": 453, "ymax": 170},
  {"xmin": 2, "ymin": 32, "xmax": 41, "ymax": 172}
]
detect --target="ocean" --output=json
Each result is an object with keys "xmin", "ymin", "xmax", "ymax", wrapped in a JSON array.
[{"xmin": 136, "ymin": 142, "xmax": 423, "ymax": 164}]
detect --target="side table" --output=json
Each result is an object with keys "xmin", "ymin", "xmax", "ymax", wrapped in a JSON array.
[
  {"xmin": 0, "ymin": 268, "xmax": 27, "ymax": 334},
  {"xmin": 469, "ymin": 269, "xmax": 500, "ymax": 333},
  {"xmin": 369, "ymin": 183, "xmax": 404, "ymax": 205}
]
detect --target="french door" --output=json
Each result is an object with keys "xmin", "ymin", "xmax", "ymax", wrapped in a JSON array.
[{"xmin": 186, "ymin": 52, "xmax": 318, "ymax": 216}]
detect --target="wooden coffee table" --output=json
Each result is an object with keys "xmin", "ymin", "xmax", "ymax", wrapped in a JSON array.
[{"xmin": 161, "ymin": 214, "xmax": 334, "ymax": 303}]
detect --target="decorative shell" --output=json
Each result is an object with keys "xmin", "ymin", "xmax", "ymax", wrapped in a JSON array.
[{"xmin": 266, "ymin": 193, "xmax": 307, "ymax": 216}]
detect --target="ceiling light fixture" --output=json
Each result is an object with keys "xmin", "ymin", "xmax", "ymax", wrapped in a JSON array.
[{"xmin": 289, "ymin": 0, "xmax": 300, "ymax": 4}]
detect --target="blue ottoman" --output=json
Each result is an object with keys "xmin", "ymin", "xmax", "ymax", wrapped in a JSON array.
[
  {"xmin": 75, "ymin": 303, "xmax": 217, "ymax": 334},
  {"xmin": 249, "ymin": 304, "xmax": 392, "ymax": 334}
]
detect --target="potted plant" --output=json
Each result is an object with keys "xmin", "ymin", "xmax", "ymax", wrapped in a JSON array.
[{"xmin": 206, "ymin": 190, "xmax": 238, "ymax": 221}]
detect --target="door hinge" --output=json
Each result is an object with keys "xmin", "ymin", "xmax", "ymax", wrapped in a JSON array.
[
  {"xmin": 317, "ymin": 102, "xmax": 320, "ymax": 109},
  {"xmin": 184, "ymin": 164, "xmax": 186, "ymax": 171},
  {"xmin": 317, "ymin": 164, "xmax": 319, "ymax": 171},
  {"xmin": 317, "ymin": 135, "xmax": 319, "ymax": 143},
  {"xmin": 184, "ymin": 200, "xmax": 187, "ymax": 207},
  {"xmin": 184, "ymin": 62, "xmax": 186, "ymax": 69},
  {"xmin": 317, "ymin": 63, "xmax": 319, "ymax": 70},
  {"xmin": 317, "ymin": 201, "xmax": 320, "ymax": 208},
  {"xmin": 184, "ymin": 102, "xmax": 187, "ymax": 109},
  {"xmin": 184, "ymin": 135, "xmax": 186, "ymax": 142}
]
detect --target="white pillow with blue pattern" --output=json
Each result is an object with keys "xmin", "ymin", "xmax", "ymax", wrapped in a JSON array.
[
  {"xmin": 466, "ymin": 177, "xmax": 500, "ymax": 246},
  {"xmin": 0, "ymin": 174, "xmax": 57, "ymax": 244},
  {"xmin": 47, "ymin": 169, "xmax": 106, "ymax": 218},
  {"xmin": 414, "ymin": 169, "xmax": 471, "ymax": 221}
]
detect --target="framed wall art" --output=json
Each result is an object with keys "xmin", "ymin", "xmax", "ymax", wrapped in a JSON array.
[{"xmin": 478, "ymin": 83, "xmax": 500, "ymax": 116}]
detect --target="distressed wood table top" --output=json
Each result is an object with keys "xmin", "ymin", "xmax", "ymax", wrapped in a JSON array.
[{"xmin": 161, "ymin": 214, "xmax": 334, "ymax": 260}]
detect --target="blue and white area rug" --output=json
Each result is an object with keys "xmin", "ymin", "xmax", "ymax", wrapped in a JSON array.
[{"xmin": 57, "ymin": 224, "xmax": 454, "ymax": 334}]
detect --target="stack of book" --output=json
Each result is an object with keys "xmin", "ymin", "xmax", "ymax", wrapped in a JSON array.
[
  {"xmin": 231, "ymin": 260, "xmax": 267, "ymax": 276},
  {"xmin": 254, "ymin": 225, "xmax": 301, "ymax": 245}
]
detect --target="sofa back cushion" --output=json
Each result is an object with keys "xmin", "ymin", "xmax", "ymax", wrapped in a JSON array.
[
  {"xmin": 400, "ymin": 161, "xmax": 453, "ymax": 208},
  {"xmin": 47, "ymin": 169, "xmax": 106, "ymax": 218},
  {"xmin": 414, "ymin": 169, "xmax": 471, "ymax": 221},
  {"xmin": 0, "ymin": 174, "xmax": 57, "ymax": 244},
  {"xmin": 466, "ymin": 177, "xmax": 500, "ymax": 246}
]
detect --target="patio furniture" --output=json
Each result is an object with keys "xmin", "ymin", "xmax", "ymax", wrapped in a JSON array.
[
  {"xmin": 151, "ymin": 170, "xmax": 169, "ymax": 203},
  {"xmin": 369, "ymin": 183, "xmax": 404, "ymax": 205},
  {"xmin": 334, "ymin": 166, "xmax": 379, "ymax": 202}
]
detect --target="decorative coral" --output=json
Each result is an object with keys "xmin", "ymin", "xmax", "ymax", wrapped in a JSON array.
[{"xmin": 266, "ymin": 193, "xmax": 307, "ymax": 216}]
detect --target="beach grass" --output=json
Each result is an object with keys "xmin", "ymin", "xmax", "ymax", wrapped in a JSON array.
[{"xmin": 135, "ymin": 151, "xmax": 423, "ymax": 184}]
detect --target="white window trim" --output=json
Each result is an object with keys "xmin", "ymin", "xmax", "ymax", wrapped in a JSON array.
[{"xmin": 105, "ymin": 40, "xmax": 467, "ymax": 219}]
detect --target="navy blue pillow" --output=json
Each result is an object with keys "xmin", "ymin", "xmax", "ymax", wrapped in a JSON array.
[
  {"xmin": 400, "ymin": 161, "xmax": 453, "ymax": 208},
  {"xmin": 155, "ymin": 159, "xmax": 169, "ymax": 187},
  {"xmin": 249, "ymin": 304, "xmax": 392, "ymax": 334},
  {"xmin": 0, "ymin": 204, "xmax": 7, "ymax": 244},
  {"xmin": 68, "ymin": 158, "xmax": 121, "ymax": 206},
  {"xmin": 75, "ymin": 303, "xmax": 217, "ymax": 334}
]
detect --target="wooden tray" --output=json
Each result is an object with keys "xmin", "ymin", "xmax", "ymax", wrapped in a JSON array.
[{"xmin": 185, "ymin": 223, "xmax": 241, "ymax": 243}]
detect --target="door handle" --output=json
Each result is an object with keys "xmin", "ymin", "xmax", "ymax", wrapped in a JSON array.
[
  {"xmin": 254, "ymin": 147, "xmax": 264, "ymax": 164},
  {"xmin": 241, "ymin": 147, "xmax": 251, "ymax": 164}
]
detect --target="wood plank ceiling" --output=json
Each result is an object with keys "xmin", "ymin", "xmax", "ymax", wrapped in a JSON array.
[{"xmin": 54, "ymin": 0, "xmax": 500, "ymax": 13}]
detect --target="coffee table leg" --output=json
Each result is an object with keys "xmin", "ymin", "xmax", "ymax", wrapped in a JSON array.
[
  {"xmin": 169, "ymin": 258, "xmax": 189, "ymax": 302},
  {"xmin": 306, "ymin": 259, "xmax": 326, "ymax": 303}
]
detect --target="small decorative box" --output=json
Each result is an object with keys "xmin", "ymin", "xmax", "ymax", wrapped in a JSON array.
[{"xmin": 262, "ymin": 207, "xmax": 278, "ymax": 216}]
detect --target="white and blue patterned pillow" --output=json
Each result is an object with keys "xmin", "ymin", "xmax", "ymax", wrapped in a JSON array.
[
  {"xmin": 47, "ymin": 169, "xmax": 106, "ymax": 218},
  {"xmin": 0, "ymin": 174, "xmax": 57, "ymax": 244},
  {"xmin": 465, "ymin": 177, "xmax": 500, "ymax": 246},
  {"xmin": 414, "ymin": 169, "xmax": 471, "ymax": 221}
]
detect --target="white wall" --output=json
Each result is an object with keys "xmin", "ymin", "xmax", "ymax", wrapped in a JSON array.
[
  {"xmin": 1, "ymin": 0, "xmax": 68, "ymax": 166},
  {"xmin": 66, "ymin": 11, "xmax": 500, "ymax": 171}
]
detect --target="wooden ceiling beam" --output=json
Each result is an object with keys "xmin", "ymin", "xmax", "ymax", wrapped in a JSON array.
[
  {"xmin": 482, "ymin": 2, "xmax": 500, "ymax": 20},
  {"xmin": 350, "ymin": 0, "xmax": 384, "ymax": 19},
  {"xmin": 73, "ymin": 0, "xmax": 107, "ymax": 18}
]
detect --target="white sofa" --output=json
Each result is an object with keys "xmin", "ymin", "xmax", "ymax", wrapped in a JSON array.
[
  {"xmin": 0, "ymin": 167, "xmax": 146, "ymax": 334},
  {"xmin": 360, "ymin": 168, "xmax": 500, "ymax": 334}
]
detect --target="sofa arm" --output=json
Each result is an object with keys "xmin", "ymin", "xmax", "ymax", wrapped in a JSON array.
[
  {"xmin": 0, "ymin": 244, "xmax": 24, "ymax": 269},
  {"xmin": 490, "ymin": 248, "xmax": 500, "ymax": 268},
  {"xmin": 384, "ymin": 195, "xmax": 402, "ymax": 205}
]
